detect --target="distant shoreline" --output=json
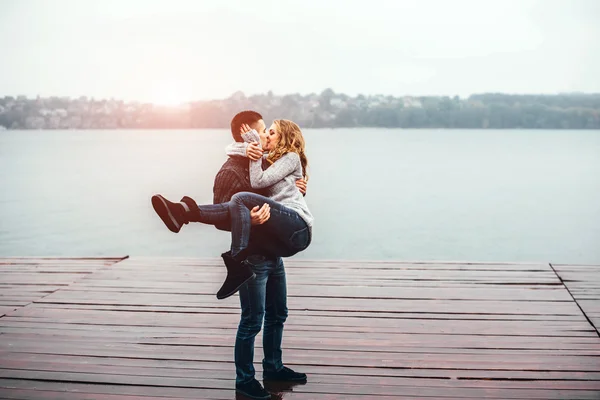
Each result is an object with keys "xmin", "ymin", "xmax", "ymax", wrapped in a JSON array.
[
  {"xmin": 2, "ymin": 127, "xmax": 600, "ymax": 131},
  {"xmin": 2, "ymin": 92, "xmax": 599, "ymax": 130}
]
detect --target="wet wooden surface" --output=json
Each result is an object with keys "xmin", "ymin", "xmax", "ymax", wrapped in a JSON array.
[{"xmin": 1, "ymin": 257, "xmax": 599, "ymax": 399}]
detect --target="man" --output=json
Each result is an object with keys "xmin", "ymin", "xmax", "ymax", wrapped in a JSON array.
[
  {"xmin": 216, "ymin": 111, "xmax": 307, "ymax": 400},
  {"xmin": 155, "ymin": 111, "xmax": 306, "ymax": 399}
]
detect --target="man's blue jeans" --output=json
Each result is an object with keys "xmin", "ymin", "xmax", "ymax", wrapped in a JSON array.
[
  {"xmin": 197, "ymin": 192, "xmax": 311, "ymax": 258},
  {"xmin": 197, "ymin": 192, "xmax": 310, "ymax": 383},
  {"xmin": 235, "ymin": 255, "xmax": 288, "ymax": 384}
]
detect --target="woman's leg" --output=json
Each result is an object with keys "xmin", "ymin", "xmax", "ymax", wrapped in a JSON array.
[
  {"xmin": 195, "ymin": 203, "xmax": 230, "ymax": 225},
  {"xmin": 228, "ymin": 192, "xmax": 311, "ymax": 259},
  {"xmin": 153, "ymin": 192, "xmax": 311, "ymax": 258},
  {"xmin": 152, "ymin": 194, "xmax": 231, "ymax": 233}
]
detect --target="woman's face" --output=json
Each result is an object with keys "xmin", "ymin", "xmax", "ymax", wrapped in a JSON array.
[{"xmin": 265, "ymin": 123, "xmax": 280, "ymax": 151}]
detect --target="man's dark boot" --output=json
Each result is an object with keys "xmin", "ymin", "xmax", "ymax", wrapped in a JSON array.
[
  {"xmin": 151, "ymin": 194, "xmax": 189, "ymax": 233},
  {"xmin": 180, "ymin": 196, "xmax": 202, "ymax": 222},
  {"xmin": 263, "ymin": 366, "xmax": 307, "ymax": 383},
  {"xmin": 217, "ymin": 251, "xmax": 255, "ymax": 300},
  {"xmin": 235, "ymin": 378, "xmax": 270, "ymax": 400}
]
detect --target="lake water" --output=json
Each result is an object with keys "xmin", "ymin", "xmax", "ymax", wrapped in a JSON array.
[{"xmin": 0, "ymin": 129, "xmax": 599, "ymax": 264}]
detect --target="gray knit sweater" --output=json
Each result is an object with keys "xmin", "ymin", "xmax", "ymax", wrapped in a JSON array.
[{"xmin": 225, "ymin": 130, "xmax": 314, "ymax": 227}]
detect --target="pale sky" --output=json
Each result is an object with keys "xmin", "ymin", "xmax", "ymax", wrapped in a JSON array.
[{"xmin": 0, "ymin": 0, "xmax": 598, "ymax": 103}]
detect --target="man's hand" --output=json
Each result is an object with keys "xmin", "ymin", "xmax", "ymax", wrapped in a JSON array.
[
  {"xmin": 295, "ymin": 178, "xmax": 307, "ymax": 195},
  {"xmin": 246, "ymin": 142, "xmax": 263, "ymax": 161},
  {"xmin": 250, "ymin": 203, "xmax": 270, "ymax": 225}
]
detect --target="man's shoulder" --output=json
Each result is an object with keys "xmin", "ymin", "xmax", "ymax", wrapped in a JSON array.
[
  {"xmin": 219, "ymin": 156, "xmax": 248, "ymax": 171},
  {"xmin": 213, "ymin": 156, "xmax": 254, "ymax": 204},
  {"xmin": 214, "ymin": 156, "xmax": 250, "ymax": 190}
]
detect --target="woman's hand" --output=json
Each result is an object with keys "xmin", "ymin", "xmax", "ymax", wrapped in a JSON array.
[
  {"xmin": 241, "ymin": 124, "xmax": 262, "ymax": 160},
  {"xmin": 240, "ymin": 123, "xmax": 253, "ymax": 135},
  {"xmin": 246, "ymin": 142, "xmax": 263, "ymax": 160}
]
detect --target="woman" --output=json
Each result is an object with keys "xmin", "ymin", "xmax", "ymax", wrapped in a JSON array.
[{"xmin": 152, "ymin": 119, "xmax": 312, "ymax": 300}]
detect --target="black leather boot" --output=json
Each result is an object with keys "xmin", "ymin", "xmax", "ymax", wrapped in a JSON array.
[
  {"xmin": 151, "ymin": 194, "xmax": 189, "ymax": 233},
  {"xmin": 216, "ymin": 250, "xmax": 256, "ymax": 300},
  {"xmin": 236, "ymin": 378, "xmax": 270, "ymax": 399}
]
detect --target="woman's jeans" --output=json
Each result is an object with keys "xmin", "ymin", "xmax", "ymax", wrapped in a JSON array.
[{"xmin": 197, "ymin": 192, "xmax": 311, "ymax": 258}]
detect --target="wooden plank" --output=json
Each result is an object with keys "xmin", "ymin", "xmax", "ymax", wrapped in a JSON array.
[
  {"xmin": 2, "ymin": 334, "xmax": 600, "ymax": 357},
  {"xmin": 4, "ymin": 328, "xmax": 600, "ymax": 351},
  {"xmin": 3, "ymin": 319, "xmax": 594, "ymax": 340},
  {"xmin": 5, "ymin": 308, "xmax": 595, "ymax": 332},
  {"xmin": 3, "ymin": 361, "xmax": 600, "ymax": 390},
  {"xmin": 24, "ymin": 303, "xmax": 589, "ymax": 321},
  {"xmin": 3, "ymin": 320, "xmax": 598, "ymax": 346},
  {"xmin": 3, "ymin": 351, "xmax": 600, "ymax": 382},
  {"xmin": 28, "ymin": 300, "xmax": 580, "ymax": 316},
  {"xmin": 0, "ymin": 379, "xmax": 232, "ymax": 400},
  {"xmin": 82, "ymin": 267, "xmax": 561, "ymax": 279},
  {"xmin": 1, "ymin": 342, "xmax": 599, "ymax": 372},
  {"xmin": 56, "ymin": 285, "xmax": 574, "ymax": 301},
  {"xmin": 0, "ymin": 388, "xmax": 193, "ymax": 400},
  {"xmin": 0, "ymin": 375, "xmax": 599, "ymax": 400}
]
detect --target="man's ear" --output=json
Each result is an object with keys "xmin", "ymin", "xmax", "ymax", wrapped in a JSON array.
[{"xmin": 251, "ymin": 119, "xmax": 266, "ymax": 133}]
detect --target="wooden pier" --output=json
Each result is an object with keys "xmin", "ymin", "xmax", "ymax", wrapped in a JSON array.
[{"xmin": 0, "ymin": 257, "xmax": 599, "ymax": 399}]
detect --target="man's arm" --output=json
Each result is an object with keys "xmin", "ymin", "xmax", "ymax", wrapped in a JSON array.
[{"xmin": 250, "ymin": 203, "xmax": 270, "ymax": 225}]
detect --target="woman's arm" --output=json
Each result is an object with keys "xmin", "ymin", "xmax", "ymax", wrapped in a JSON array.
[
  {"xmin": 225, "ymin": 142, "xmax": 248, "ymax": 157},
  {"xmin": 241, "ymin": 130, "xmax": 261, "ymax": 143},
  {"xmin": 226, "ymin": 129, "xmax": 263, "ymax": 158},
  {"xmin": 249, "ymin": 152, "xmax": 300, "ymax": 189}
]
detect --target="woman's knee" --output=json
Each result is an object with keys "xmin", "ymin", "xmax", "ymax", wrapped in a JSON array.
[
  {"xmin": 231, "ymin": 192, "xmax": 265, "ymax": 209},
  {"xmin": 230, "ymin": 192, "xmax": 246, "ymax": 205}
]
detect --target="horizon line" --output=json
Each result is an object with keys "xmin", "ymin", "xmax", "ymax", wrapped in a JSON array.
[{"xmin": 2, "ymin": 90, "xmax": 599, "ymax": 105}]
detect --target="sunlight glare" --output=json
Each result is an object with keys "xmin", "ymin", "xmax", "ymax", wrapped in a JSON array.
[{"xmin": 149, "ymin": 81, "xmax": 191, "ymax": 107}]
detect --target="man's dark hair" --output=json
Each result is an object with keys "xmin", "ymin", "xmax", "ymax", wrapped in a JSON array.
[{"xmin": 230, "ymin": 110, "xmax": 263, "ymax": 142}]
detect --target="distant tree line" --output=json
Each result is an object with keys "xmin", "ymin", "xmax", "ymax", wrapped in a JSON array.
[{"xmin": 1, "ymin": 91, "xmax": 599, "ymax": 130}]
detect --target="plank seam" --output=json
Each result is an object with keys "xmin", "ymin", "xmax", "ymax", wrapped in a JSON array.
[{"xmin": 549, "ymin": 263, "xmax": 600, "ymax": 338}]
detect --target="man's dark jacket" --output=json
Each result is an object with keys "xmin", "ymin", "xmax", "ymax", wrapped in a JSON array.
[{"xmin": 212, "ymin": 155, "xmax": 267, "ymax": 231}]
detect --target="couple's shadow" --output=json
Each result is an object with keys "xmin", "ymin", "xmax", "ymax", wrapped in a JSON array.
[{"xmin": 235, "ymin": 381, "xmax": 307, "ymax": 400}]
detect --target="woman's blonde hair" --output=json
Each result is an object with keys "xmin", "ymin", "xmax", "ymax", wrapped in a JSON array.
[{"xmin": 267, "ymin": 119, "xmax": 308, "ymax": 180}]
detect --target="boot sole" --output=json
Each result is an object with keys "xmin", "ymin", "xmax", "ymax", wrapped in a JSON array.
[
  {"xmin": 151, "ymin": 195, "xmax": 181, "ymax": 233},
  {"xmin": 263, "ymin": 375, "xmax": 308, "ymax": 383},
  {"xmin": 216, "ymin": 273, "xmax": 256, "ymax": 300},
  {"xmin": 235, "ymin": 387, "xmax": 270, "ymax": 400}
]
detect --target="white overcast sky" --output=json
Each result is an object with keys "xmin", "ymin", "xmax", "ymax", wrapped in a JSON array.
[{"xmin": 0, "ymin": 0, "xmax": 598, "ymax": 102}]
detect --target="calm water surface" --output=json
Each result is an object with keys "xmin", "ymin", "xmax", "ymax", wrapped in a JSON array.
[{"xmin": 1, "ymin": 129, "xmax": 599, "ymax": 264}]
